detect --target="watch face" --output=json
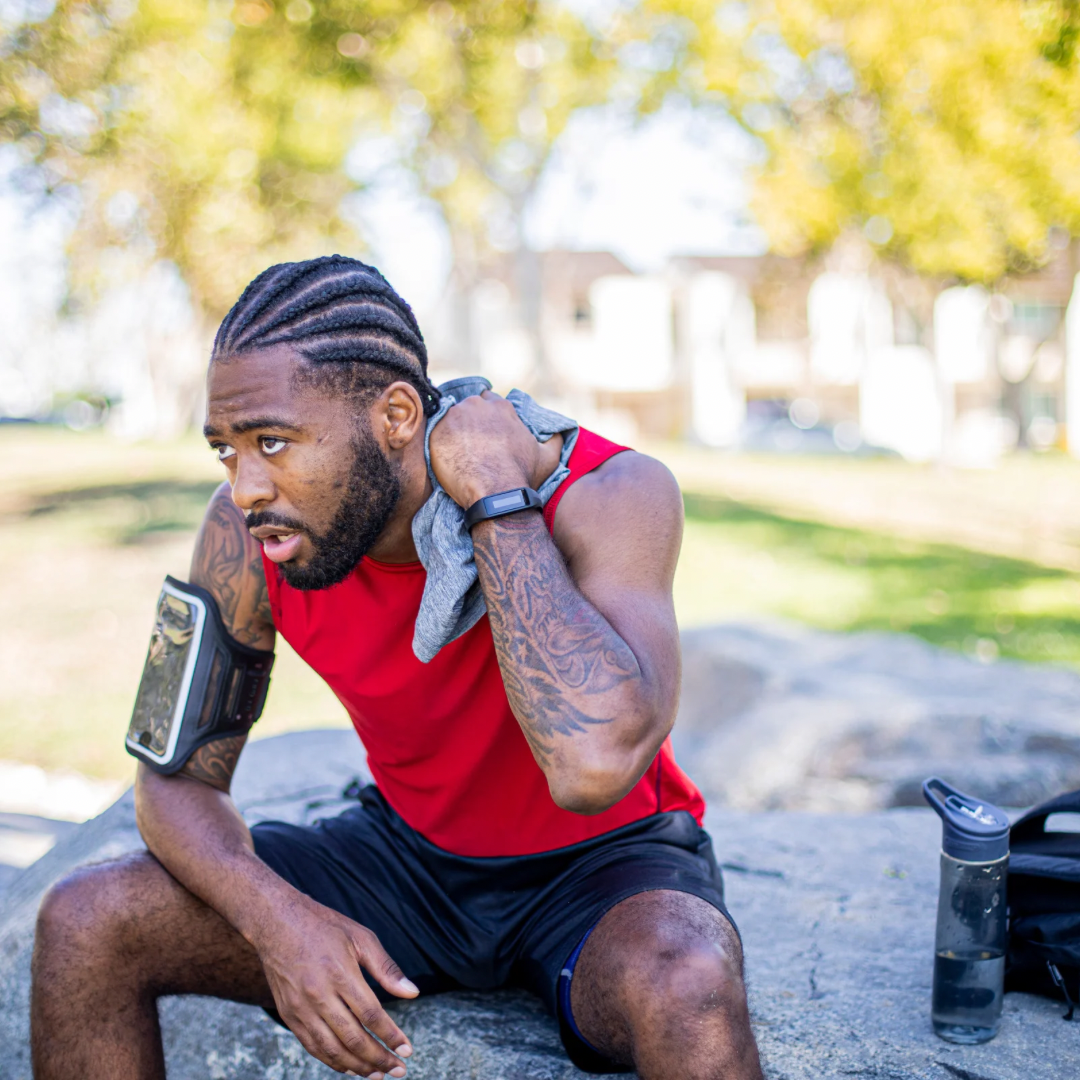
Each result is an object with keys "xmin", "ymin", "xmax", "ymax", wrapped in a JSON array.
[
  {"xmin": 127, "ymin": 584, "xmax": 205, "ymax": 761},
  {"xmin": 488, "ymin": 490, "xmax": 526, "ymax": 512}
]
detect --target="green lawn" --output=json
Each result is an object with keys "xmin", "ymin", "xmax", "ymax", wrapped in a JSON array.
[
  {"xmin": 675, "ymin": 493, "xmax": 1080, "ymax": 666},
  {"xmin": 2, "ymin": 425, "xmax": 1078, "ymax": 782}
]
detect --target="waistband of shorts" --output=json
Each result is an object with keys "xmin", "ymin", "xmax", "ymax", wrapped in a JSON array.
[{"xmin": 353, "ymin": 784, "xmax": 709, "ymax": 868}]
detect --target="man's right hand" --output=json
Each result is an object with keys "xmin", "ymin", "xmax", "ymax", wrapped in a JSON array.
[{"xmin": 255, "ymin": 895, "xmax": 418, "ymax": 1078}]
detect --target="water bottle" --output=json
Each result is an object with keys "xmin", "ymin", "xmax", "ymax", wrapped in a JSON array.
[{"xmin": 922, "ymin": 777, "xmax": 1010, "ymax": 1044}]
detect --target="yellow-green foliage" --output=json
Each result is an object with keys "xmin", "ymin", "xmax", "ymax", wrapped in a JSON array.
[
  {"xmin": 637, "ymin": 0, "xmax": 1080, "ymax": 282},
  {"xmin": 5, "ymin": 0, "xmax": 1078, "ymax": 313},
  {"xmin": 0, "ymin": 0, "xmax": 613, "ymax": 320}
]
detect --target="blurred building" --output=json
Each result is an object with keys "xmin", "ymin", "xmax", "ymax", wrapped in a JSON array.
[
  {"xmin": 431, "ymin": 243, "xmax": 1079, "ymax": 464},
  {"xmin": 4, "ymin": 235, "xmax": 1078, "ymax": 462}
]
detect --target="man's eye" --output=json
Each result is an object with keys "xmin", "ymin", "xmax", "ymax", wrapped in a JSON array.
[
  {"xmin": 215, "ymin": 444, "xmax": 236, "ymax": 462},
  {"xmin": 261, "ymin": 437, "xmax": 287, "ymax": 455}
]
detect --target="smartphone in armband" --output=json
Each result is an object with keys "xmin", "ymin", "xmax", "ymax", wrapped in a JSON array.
[{"xmin": 125, "ymin": 576, "xmax": 274, "ymax": 775}]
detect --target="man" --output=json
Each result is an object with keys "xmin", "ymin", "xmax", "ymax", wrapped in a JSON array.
[{"xmin": 30, "ymin": 256, "xmax": 763, "ymax": 1080}]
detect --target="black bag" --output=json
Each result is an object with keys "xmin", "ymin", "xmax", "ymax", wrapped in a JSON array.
[{"xmin": 1006, "ymin": 788, "xmax": 1080, "ymax": 1019}]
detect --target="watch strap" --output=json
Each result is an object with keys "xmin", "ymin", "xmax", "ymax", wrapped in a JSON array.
[{"xmin": 464, "ymin": 487, "xmax": 543, "ymax": 530}]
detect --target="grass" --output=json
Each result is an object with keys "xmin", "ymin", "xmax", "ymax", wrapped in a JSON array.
[
  {"xmin": 0, "ymin": 426, "xmax": 350, "ymax": 783},
  {"xmin": 3, "ymin": 424, "xmax": 1080, "ymax": 782},
  {"xmin": 674, "ymin": 493, "xmax": 1080, "ymax": 666}
]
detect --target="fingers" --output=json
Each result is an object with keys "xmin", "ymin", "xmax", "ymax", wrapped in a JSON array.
[
  {"xmin": 354, "ymin": 927, "xmax": 420, "ymax": 1001},
  {"xmin": 324, "ymin": 997, "xmax": 409, "ymax": 1078},
  {"xmin": 293, "ymin": 1008, "xmax": 406, "ymax": 1078},
  {"xmin": 338, "ymin": 977, "xmax": 414, "ymax": 1065}
]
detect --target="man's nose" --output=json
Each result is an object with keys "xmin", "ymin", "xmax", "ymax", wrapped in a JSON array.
[{"xmin": 230, "ymin": 453, "xmax": 275, "ymax": 511}]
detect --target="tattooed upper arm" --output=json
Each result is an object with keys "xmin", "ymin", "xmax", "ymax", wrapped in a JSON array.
[
  {"xmin": 189, "ymin": 481, "xmax": 274, "ymax": 650},
  {"xmin": 176, "ymin": 483, "xmax": 273, "ymax": 792}
]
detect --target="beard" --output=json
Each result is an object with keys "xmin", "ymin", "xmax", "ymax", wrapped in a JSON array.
[{"xmin": 247, "ymin": 423, "xmax": 401, "ymax": 591}]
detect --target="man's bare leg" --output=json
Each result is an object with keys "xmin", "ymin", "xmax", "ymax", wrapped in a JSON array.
[
  {"xmin": 571, "ymin": 890, "xmax": 764, "ymax": 1080},
  {"xmin": 31, "ymin": 852, "xmax": 274, "ymax": 1080}
]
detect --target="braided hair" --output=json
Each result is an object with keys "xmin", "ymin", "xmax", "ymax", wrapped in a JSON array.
[{"xmin": 212, "ymin": 255, "xmax": 440, "ymax": 416}]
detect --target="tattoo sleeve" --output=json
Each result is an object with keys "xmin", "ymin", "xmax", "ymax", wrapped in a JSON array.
[
  {"xmin": 179, "ymin": 734, "xmax": 247, "ymax": 794},
  {"xmin": 189, "ymin": 483, "xmax": 274, "ymax": 649},
  {"xmin": 472, "ymin": 512, "xmax": 641, "ymax": 767},
  {"xmin": 175, "ymin": 484, "xmax": 274, "ymax": 793}
]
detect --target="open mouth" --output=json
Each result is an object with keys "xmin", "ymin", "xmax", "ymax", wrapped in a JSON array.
[{"xmin": 250, "ymin": 526, "xmax": 305, "ymax": 564}]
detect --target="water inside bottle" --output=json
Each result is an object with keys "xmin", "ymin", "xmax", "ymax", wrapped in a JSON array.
[{"xmin": 932, "ymin": 950, "xmax": 1005, "ymax": 1044}]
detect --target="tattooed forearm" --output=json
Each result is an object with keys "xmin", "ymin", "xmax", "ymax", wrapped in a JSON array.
[
  {"xmin": 189, "ymin": 484, "xmax": 273, "ymax": 648},
  {"xmin": 179, "ymin": 734, "xmax": 247, "ymax": 793},
  {"xmin": 473, "ymin": 512, "xmax": 640, "ymax": 766}
]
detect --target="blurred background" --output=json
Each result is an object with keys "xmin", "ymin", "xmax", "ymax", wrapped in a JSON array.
[{"xmin": 4, "ymin": 0, "xmax": 1080, "ymax": 874}]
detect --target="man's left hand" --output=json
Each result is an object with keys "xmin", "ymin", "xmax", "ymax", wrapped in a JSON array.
[{"xmin": 429, "ymin": 390, "xmax": 562, "ymax": 509}]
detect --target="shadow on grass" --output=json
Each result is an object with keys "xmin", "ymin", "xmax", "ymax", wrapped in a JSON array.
[
  {"xmin": 683, "ymin": 491, "xmax": 1080, "ymax": 667},
  {"xmin": 13, "ymin": 479, "xmax": 223, "ymax": 543}
]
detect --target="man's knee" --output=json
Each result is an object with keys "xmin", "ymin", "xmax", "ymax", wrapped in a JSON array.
[
  {"xmin": 648, "ymin": 938, "xmax": 747, "ymax": 1021},
  {"xmin": 610, "ymin": 896, "xmax": 761, "ymax": 1078},
  {"xmin": 623, "ymin": 906, "xmax": 747, "ymax": 1020},
  {"xmin": 577, "ymin": 891, "xmax": 749, "ymax": 1025},
  {"xmin": 35, "ymin": 852, "xmax": 168, "ymax": 969}
]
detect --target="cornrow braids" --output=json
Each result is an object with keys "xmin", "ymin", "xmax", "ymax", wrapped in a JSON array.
[{"xmin": 212, "ymin": 255, "xmax": 441, "ymax": 416}]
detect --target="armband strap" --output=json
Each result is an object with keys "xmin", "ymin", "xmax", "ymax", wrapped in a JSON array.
[{"xmin": 125, "ymin": 576, "xmax": 274, "ymax": 775}]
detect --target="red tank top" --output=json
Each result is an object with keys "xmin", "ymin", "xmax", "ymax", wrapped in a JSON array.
[{"xmin": 262, "ymin": 428, "xmax": 705, "ymax": 856}]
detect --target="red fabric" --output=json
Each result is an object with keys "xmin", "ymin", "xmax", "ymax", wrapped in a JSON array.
[{"xmin": 262, "ymin": 428, "xmax": 706, "ymax": 857}]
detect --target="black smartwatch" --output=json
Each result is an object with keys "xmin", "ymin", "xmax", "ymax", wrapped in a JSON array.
[{"xmin": 464, "ymin": 487, "xmax": 543, "ymax": 529}]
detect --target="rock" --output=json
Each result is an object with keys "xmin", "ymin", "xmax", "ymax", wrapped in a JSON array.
[
  {"xmin": 3, "ymin": 728, "xmax": 1079, "ymax": 1079},
  {"xmin": 0, "ymin": 732, "xmax": 596, "ymax": 1080},
  {"xmin": 676, "ymin": 620, "xmax": 1080, "ymax": 811},
  {"xmin": 717, "ymin": 808, "xmax": 1079, "ymax": 1079},
  {"xmin": 0, "ymin": 812, "xmax": 77, "ymax": 896}
]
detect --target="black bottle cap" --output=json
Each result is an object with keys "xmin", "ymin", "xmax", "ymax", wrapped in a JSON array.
[{"xmin": 923, "ymin": 777, "xmax": 1010, "ymax": 862}]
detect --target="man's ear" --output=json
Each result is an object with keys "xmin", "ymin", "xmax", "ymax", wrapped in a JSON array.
[{"xmin": 382, "ymin": 382, "xmax": 425, "ymax": 450}]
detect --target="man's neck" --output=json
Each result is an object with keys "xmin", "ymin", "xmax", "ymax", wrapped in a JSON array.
[{"xmin": 364, "ymin": 440, "xmax": 433, "ymax": 563}]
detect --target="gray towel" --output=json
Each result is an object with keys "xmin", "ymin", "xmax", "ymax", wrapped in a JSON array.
[{"xmin": 410, "ymin": 376, "xmax": 578, "ymax": 662}]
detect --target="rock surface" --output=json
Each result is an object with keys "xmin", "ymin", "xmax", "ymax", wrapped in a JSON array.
[
  {"xmin": 675, "ymin": 620, "xmax": 1080, "ymax": 812},
  {"xmin": 3, "ymin": 728, "xmax": 1079, "ymax": 1079}
]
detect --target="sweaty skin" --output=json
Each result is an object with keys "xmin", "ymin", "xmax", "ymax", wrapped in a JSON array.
[{"xmin": 30, "ymin": 344, "xmax": 763, "ymax": 1080}]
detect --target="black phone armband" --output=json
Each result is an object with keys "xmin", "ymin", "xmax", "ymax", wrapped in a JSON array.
[{"xmin": 125, "ymin": 576, "xmax": 274, "ymax": 775}]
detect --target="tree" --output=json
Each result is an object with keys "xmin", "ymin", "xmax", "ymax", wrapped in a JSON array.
[
  {"xmin": 635, "ymin": 0, "xmax": 1080, "ymax": 284},
  {"xmin": 1, "ymin": 0, "xmax": 377, "ymax": 323},
  {"xmin": 0, "ymin": 0, "xmax": 613, "ymax": 365},
  {"xmin": 356, "ymin": 0, "xmax": 615, "ymax": 386}
]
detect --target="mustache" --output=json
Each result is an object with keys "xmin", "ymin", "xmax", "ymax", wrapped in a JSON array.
[{"xmin": 245, "ymin": 509, "xmax": 309, "ymax": 535}]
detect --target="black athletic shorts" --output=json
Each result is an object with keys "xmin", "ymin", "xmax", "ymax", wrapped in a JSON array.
[{"xmin": 251, "ymin": 785, "xmax": 731, "ymax": 1074}]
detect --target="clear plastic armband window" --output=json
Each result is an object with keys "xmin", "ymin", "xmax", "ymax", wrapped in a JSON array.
[{"xmin": 126, "ymin": 582, "xmax": 207, "ymax": 765}]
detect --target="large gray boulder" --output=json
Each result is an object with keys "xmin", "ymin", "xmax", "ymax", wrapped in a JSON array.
[
  {"xmin": 675, "ymin": 620, "xmax": 1080, "ymax": 812},
  {"xmin": 2, "ymin": 729, "xmax": 1078, "ymax": 1079}
]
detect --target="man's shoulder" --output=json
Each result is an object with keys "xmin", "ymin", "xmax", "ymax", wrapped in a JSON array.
[
  {"xmin": 567, "ymin": 448, "xmax": 680, "ymax": 509},
  {"xmin": 552, "ymin": 449, "xmax": 683, "ymax": 559}
]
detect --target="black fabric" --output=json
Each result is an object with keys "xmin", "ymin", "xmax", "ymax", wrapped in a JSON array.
[
  {"xmin": 1006, "ymin": 787, "xmax": 1080, "ymax": 1010},
  {"xmin": 251, "ymin": 786, "xmax": 731, "ymax": 1073}
]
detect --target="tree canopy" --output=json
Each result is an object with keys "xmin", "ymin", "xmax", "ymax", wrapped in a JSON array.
[
  {"xmin": 4, "ymin": 0, "xmax": 1080, "ymax": 322},
  {"xmin": 638, "ymin": 0, "xmax": 1080, "ymax": 283},
  {"xmin": 0, "ymin": 0, "xmax": 613, "ymax": 321}
]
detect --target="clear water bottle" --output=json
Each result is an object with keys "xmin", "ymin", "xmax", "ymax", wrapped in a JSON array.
[{"xmin": 922, "ymin": 777, "xmax": 1010, "ymax": 1044}]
